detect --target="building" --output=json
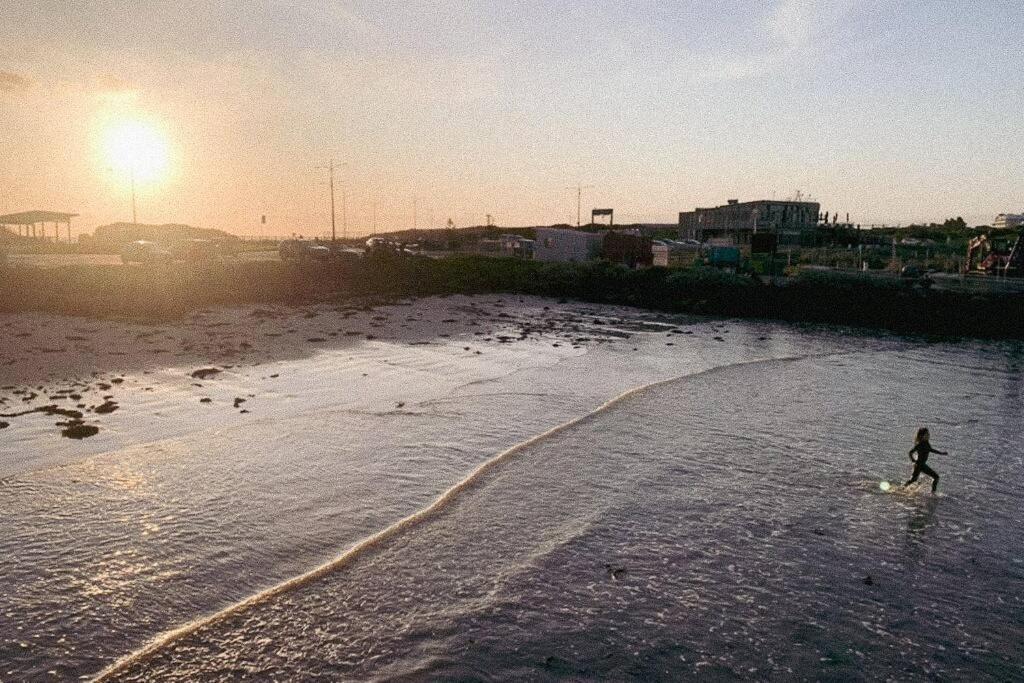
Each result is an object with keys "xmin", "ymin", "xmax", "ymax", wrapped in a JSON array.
[
  {"xmin": 477, "ymin": 234, "xmax": 534, "ymax": 258},
  {"xmin": 602, "ymin": 231, "xmax": 652, "ymax": 268},
  {"xmin": 993, "ymin": 213, "xmax": 1024, "ymax": 229},
  {"xmin": 679, "ymin": 199, "xmax": 820, "ymax": 245},
  {"xmin": 534, "ymin": 228, "xmax": 605, "ymax": 262},
  {"xmin": 651, "ymin": 239, "xmax": 700, "ymax": 267}
]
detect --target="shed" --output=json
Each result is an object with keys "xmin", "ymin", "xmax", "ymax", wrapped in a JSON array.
[{"xmin": 0, "ymin": 210, "xmax": 79, "ymax": 242}]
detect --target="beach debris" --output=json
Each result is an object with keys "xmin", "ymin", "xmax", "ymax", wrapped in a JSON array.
[
  {"xmin": 0, "ymin": 421, "xmax": 8, "ymax": 429},
  {"xmin": 199, "ymin": 398, "xmax": 212, "ymax": 404},
  {"xmin": 190, "ymin": 368, "xmax": 222, "ymax": 380},
  {"xmin": 233, "ymin": 397, "xmax": 246, "ymax": 408}
]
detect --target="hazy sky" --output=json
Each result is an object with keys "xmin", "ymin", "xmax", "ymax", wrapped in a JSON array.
[{"xmin": 2, "ymin": 1, "xmax": 1022, "ymax": 237}]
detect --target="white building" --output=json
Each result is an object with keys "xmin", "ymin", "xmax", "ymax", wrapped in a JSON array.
[
  {"xmin": 533, "ymin": 228, "xmax": 605, "ymax": 262},
  {"xmin": 993, "ymin": 213, "xmax": 1024, "ymax": 229}
]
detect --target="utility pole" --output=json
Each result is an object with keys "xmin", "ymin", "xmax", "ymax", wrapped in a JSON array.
[
  {"xmin": 413, "ymin": 197, "xmax": 417, "ymax": 230},
  {"xmin": 318, "ymin": 159, "xmax": 347, "ymax": 242},
  {"xmin": 319, "ymin": 159, "xmax": 336, "ymax": 242},
  {"xmin": 567, "ymin": 183, "xmax": 594, "ymax": 227},
  {"xmin": 130, "ymin": 166, "xmax": 137, "ymax": 225},
  {"xmin": 372, "ymin": 199, "xmax": 377, "ymax": 237}
]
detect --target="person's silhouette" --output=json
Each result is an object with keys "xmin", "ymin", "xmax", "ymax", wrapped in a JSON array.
[{"xmin": 904, "ymin": 427, "xmax": 947, "ymax": 492}]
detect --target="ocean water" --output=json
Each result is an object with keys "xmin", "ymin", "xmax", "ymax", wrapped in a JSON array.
[{"xmin": 2, "ymin": 301, "xmax": 1022, "ymax": 681}]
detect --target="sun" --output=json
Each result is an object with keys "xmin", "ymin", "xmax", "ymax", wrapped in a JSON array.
[{"xmin": 102, "ymin": 118, "xmax": 170, "ymax": 184}]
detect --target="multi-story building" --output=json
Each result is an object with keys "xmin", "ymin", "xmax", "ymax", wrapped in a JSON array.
[
  {"xmin": 993, "ymin": 213, "xmax": 1024, "ymax": 229},
  {"xmin": 679, "ymin": 199, "xmax": 820, "ymax": 245}
]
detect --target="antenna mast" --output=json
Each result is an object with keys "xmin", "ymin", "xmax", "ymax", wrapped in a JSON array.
[{"xmin": 566, "ymin": 183, "xmax": 594, "ymax": 227}]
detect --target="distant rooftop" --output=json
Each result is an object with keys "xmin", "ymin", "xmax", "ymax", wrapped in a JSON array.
[{"xmin": 0, "ymin": 210, "xmax": 78, "ymax": 224}]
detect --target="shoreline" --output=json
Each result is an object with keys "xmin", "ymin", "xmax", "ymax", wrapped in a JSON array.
[
  {"xmin": 0, "ymin": 293, "xmax": 704, "ymax": 478},
  {"xmin": 2, "ymin": 256, "xmax": 1023, "ymax": 340}
]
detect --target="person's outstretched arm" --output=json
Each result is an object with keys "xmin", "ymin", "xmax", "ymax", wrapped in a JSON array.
[{"xmin": 931, "ymin": 446, "xmax": 948, "ymax": 455}]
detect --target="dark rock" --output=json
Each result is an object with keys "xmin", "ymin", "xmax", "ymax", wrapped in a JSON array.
[
  {"xmin": 94, "ymin": 401, "xmax": 119, "ymax": 415},
  {"xmin": 190, "ymin": 368, "xmax": 222, "ymax": 380},
  {"xmin": 62, "ymin": 424, "xmax": 99, "ymax": 439}
]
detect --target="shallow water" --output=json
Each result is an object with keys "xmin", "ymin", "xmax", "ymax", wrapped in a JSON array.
[{"xmin": 2, "ymin": 300, "xmax": 1022, "ymax": 681}]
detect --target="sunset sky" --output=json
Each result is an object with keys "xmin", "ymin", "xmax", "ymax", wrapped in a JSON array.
[{"xmin": 2, "ymin": 1, "xmax": 1022, "ymax": 237}]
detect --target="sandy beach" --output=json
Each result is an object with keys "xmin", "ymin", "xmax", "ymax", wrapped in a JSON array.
[
  {"xmin": 3, "ymin": 296, "xmax": 1023, "ymax": 681},
  {"xmin": 0, "ymin": 293, "xmax": 748, "ymax": 478}
]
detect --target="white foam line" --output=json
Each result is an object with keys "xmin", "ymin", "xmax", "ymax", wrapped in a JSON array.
[{"xmin": 92, "ymin": 352, "xmax": 820, "ymax": 681}]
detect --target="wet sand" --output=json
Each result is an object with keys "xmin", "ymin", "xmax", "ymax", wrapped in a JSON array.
[{"xmin": 0, "ymin": 294, "xmax": 708, "ymax": 476}]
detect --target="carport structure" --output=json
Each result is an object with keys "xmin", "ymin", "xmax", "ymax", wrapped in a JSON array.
[{"xmin": 0, "ymin": 210, "xmax": 79, "ymax": 242}]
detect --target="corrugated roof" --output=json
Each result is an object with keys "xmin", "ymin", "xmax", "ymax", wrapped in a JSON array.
[{"xmin": 0, "ymin": 210, "xmax": 78, "ymax": 224}]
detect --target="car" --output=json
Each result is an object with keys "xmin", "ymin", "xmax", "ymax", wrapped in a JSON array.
[{"xmin": 120, "ymin": 240, "xmax": 173, "ymax": 264}]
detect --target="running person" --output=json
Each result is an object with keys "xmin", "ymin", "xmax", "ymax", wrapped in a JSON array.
[{"xmin": 904, "ymin": 427, "xmax": 947, "ymax": 492}]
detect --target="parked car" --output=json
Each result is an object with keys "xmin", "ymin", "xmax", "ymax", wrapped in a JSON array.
[{"xmin": 120, "ymin": 240, "xmax": 172, "ymax": 264}]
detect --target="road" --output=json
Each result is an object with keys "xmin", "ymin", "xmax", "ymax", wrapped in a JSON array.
[{"xmin": 4, "ymin": 251, "xmax": 281, "ymax": 268}]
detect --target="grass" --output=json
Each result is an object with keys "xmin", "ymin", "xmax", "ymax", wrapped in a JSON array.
[{"xmin": 1, "ymin": 254, "xmax": 1022, "ymax": 339}]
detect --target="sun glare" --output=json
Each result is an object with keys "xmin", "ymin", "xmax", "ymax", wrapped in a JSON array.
[{"xmin": 102, "ymin": 118, "xmax": 170, "ymax": 183}]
